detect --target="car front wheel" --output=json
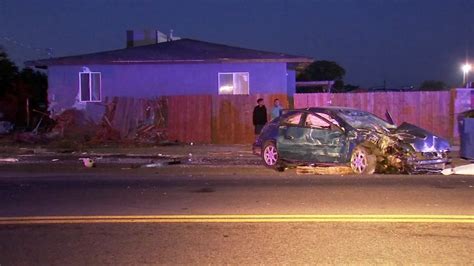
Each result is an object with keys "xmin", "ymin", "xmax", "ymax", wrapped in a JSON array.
[{"xmin": 350, "ymin": 146, "xmax": 376, "ymax": 175}]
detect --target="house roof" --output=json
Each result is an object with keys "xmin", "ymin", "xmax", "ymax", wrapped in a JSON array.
[{"xmin": 26, "ymin": 38, "xmax": 313, "ymax": 68}]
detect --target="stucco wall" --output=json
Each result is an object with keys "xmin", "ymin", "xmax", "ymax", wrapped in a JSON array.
[
  {"xmin": 47, "ymin": 62, "xmax": 292, "ymax": 114},
  {"xmin": 286, "ymin": 69, "xmax": 296, "ymax": 95}
]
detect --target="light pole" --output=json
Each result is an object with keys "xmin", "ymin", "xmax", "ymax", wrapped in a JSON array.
[{"xmin": 462, "ymin": 63, "xmax": 471, "ymax": 87}]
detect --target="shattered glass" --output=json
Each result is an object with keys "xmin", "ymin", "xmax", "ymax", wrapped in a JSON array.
[{"xmin": 338, "ymin": 110, "xmax": 396, "ymax": 131}]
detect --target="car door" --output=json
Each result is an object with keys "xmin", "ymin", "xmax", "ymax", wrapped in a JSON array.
[
  {"xmin": 301, "ymin": 112, "xmax": 347, "ymax": 163},
  {"xmin": 277, "ymin": 112, "xmax": 307, "ymax": 161}
]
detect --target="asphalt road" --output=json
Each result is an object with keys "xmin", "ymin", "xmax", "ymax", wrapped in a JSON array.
[{"xmin": 0, "ymin": 167, "xmax": 473, "ymax": 264}]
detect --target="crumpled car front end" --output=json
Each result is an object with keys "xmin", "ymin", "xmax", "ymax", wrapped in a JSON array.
[
  {"xmin": 393, "ymin": 123, "xmax": 451, "ymax": 173},
  {"xmin": 353, "ymin": 122, "xmax": 451, "ymax": 174},
  {"xmin": 364, "ymin": 123, "xmax": 451, "ymax": 174}
]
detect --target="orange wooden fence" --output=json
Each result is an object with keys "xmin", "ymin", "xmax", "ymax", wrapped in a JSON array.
[
  {"xmin": 294, "ymin": 91, "xmax": 454, "ymax": 140},
  {"xmin": 211, "ymin": 94, "xmax": 289, "ymax": 144},
  {"xmin": 160, "ymin": 94, "xmax": 289, "ymax": 144},
  {"xmin": 103, "ymin": 94, "xmax": 289, "ymax": 144},
  {"xmin": 102, "ymin": 90, "xmax": 471, "ymax": 144},
  {"xmin": 167, "ymin": 95, "xmax": 212, "ymax": 143}
]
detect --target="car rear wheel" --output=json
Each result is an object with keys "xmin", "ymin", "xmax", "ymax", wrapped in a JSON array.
[
  {"xmin": 262, "ymin": 141, "xmax": 285, "ymax": 171},
  {"xmin": 350, "ymin": 146, "xmax": 376, "ymax": 175}
]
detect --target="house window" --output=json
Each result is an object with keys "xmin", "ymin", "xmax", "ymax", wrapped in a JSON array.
[
  {"xmin": 79, "ymin": 72, "xmax": 102, "ymax": 102},
  {"xmin": 218, "ymin": 72, "xmax": 249, "ymax": 95}
]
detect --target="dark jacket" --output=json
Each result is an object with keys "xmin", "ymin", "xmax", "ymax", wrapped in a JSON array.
[{"xmin": 253, "ymin": 105, "xmax": 267, "ymax": 125}]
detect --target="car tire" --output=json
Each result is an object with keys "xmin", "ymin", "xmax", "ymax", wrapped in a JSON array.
[
  {"xmin": 262, "ymin": 141, "xmax": 285, "ymax": 171},
  {"xmin": 350, "ymin": 146, "xmax": 376, "ymax": 175}
]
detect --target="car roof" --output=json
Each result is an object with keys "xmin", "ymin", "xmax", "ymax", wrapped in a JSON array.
[{"xmin": 289, "ymin": 106, "xmax": 363, "ymax": 113}]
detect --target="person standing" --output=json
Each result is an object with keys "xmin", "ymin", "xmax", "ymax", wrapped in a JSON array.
[
  {"xmin": 253, "ymin": 98, "xmax": 267, "ymax": 135},
  {"xmin": 271, "ymin": 98, "xmax": 283, "ymax": 120}
]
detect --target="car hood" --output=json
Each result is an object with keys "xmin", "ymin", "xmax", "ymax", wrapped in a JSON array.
[{"xmin": 392, "ymin": 122, "xmax": 451, "ymax": 152}]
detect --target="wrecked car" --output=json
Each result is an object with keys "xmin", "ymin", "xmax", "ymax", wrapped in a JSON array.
[{"xmin": 253, "ymin": 107, "xmax": 451, "ymax": 174}]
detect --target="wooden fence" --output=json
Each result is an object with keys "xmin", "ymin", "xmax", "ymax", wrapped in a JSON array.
[
  {"xmin": 167, "ymin": 93, "xmax": 290, "ymax": 144},
  {"xmin": 101, "ymin": 94, "xmax": 288, "ymax": 144},
  {"xmin": 167, "ymin": 95, "xmax": 212, "ymax": 143},
  {"xmin": 211, "ymin": 94, "xmax": 289, "ymax": 144},
  {"xmin": 294, "ymin": 91, "xmax": 454, "ymax": 140},
  {"xmin": 98, "ymin": 90, "xmax": 471, "ymax": 144}
]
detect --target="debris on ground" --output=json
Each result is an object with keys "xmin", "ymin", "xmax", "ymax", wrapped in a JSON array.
[
  {"xmin": 314, "ymin": 166, "xmax": 354, "ymax": 175},
  {"xmin": 167, "ymin": 159, "xmax": 181, "ymax": 165},
  {"xmin": 52, "ymin": 109, "xmax": 98, "ymax": 141},
  {"xmin": 141, "ymin": 159, "xmax": 182, "ymax": 168},
  {"xmin": 134, "ymin": 125, "xmax": 167, "ymax": 144},
  {"xmin": 141, "ymin": 162, "xmax": 164, "ymax": 168},
  {"xmin": 5, "ymin": 96, "xmax": 178, "ymax": 147},
  {"xmin": 91, "ymin": 123, "xmax": 121, "ymax": 144},
  {"xmin": 14, "ymin": 109, "xmax": 93, "ymax": 145},
  {"xmin": 15, "ymin": 132, "xmax": 46, "ymax": 144},
  {"xmin": 0, "ymin": 158, "xmax": 19, "ymax": 163},
  {"xmin": 101, "ymin": 97, "xmax": 169, "ymax": 144},
  {"xmin": 441, "ymin": 163, "xmax": 474, "ymax": 175},
  {"xmin": 296, "ymin": 165, "xmax": 354, "ymax": 175},
  {"xmin": 80, "ymin": 158, "xmax": 95, "ymax": 168}
]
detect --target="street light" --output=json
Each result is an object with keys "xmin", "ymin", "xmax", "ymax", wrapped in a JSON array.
[{"xmin": 461, "ymin": 63, "xmax": 471, "ymax": 87}]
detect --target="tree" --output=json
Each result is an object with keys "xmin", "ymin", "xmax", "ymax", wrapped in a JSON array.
[
  {"xmin": 419, "ymin": 80, "xmax": 448, "ymax": 91},
  {"xmin": 0, "ymin": 47, "xmax": 48, "ymax": 128},
  {"xmin": 0, "ymin": 47, "xmax": 19, "ymax": 96},
  {"xmin": 342, "ymin": 83, "xmax": 360, "ymax": 91},
  {"xmin": 18, "ymin": 67, "xmax": 48, "ymax": 110},
  {"xmin": 296, "ymin": 60, "xmax": 351, "ymax": 93},
  {"xmin": 297, "ymin": 60, "xmax": 346, "ymax": 82}
]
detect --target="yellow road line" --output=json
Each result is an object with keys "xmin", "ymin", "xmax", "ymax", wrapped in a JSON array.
[{"xmin": 0, "ymin": 214, "xmax": 473, "ymax": 224}]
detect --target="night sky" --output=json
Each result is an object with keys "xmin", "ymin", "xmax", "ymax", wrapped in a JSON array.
[{"xmin": 1, "ymin": 0, "xmax": 474, "ymax": 88}]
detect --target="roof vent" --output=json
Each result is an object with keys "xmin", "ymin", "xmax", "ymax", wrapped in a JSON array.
[{"xmin": 126, "ymin": 29, "xmax": 181, "ymax": 48}]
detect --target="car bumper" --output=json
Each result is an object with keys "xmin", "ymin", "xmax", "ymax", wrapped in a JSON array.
[{"xmin": 407, "ymin": 157, "xmax": 451, "ymax": 173}]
